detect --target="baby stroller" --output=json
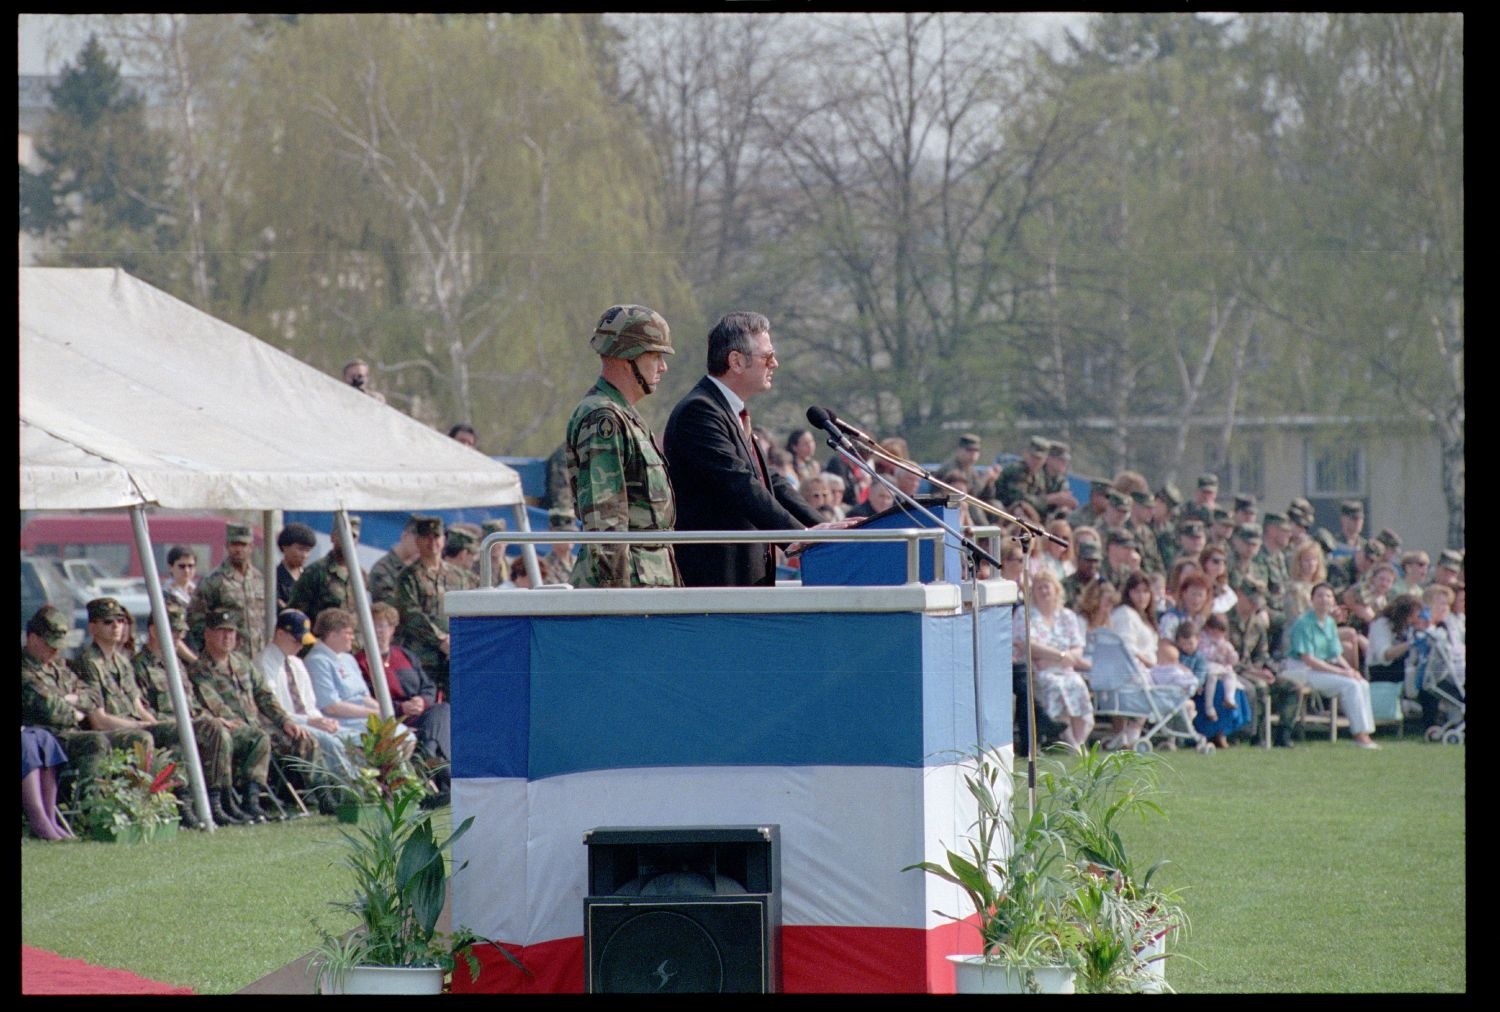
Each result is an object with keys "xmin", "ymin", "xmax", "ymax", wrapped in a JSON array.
[
  {"xmin": 1405, "ymin": 629, "xmax": 1465, "ymax": 745},
  {"xmin": 1085, "ymin": 628, "xmax": 1214, "ymax": 754}
]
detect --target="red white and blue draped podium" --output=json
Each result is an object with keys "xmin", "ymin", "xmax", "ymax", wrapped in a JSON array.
[{"xmin": 445, "ymin": 580, "xmax": 1015, "ymax": 993}]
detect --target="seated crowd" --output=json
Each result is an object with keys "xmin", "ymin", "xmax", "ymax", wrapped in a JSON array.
[{"xmin": 21, "ymin": 431, "xmax": 1466, "ymax": 838}]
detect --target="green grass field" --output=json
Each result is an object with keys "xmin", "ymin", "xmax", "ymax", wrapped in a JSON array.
[{"xmin": 22, "ymin": 739, "xmax": 1464, "ymax": 993}]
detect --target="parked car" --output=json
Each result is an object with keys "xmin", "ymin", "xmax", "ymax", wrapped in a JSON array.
[
  {"xmin": 20, "ymin": 553, "xmax": 85, "ymax": 650},
  {"xmin": 19, "ymin": 511, "xmax": 262, "ymax": 580}
]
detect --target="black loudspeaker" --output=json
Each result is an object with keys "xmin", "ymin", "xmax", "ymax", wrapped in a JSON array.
[{"xmin": 583, "ymin": 825, "xmax": 781, "ymax": 993}]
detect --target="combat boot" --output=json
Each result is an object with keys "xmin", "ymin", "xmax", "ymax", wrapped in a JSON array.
[
  {"xmin": 174, "ymin": 791, "xmax": 203, "ymax": 831},
  {"xmin": 224, "ymin": 785, "xmax": 260, "ymax": 824},
  {"xmin": 242, "ymin": 782, "xmax": 271, "ymax": 823},
  {"xmin": 211, "ymin": 789, "xmax": 246, "ymax": 825}
]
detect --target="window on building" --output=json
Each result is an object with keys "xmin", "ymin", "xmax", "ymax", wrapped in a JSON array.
[{"xmin": 1306, "ymin": 440, "xmax": 1366, "ymax": 497}]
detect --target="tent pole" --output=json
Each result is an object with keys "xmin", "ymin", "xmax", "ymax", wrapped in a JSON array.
[
  {"xmin": 338, "ymin": 509, "xmax": 393, "ymax": 719},
  {"xmin": 130, "ymin": 506, "xmax": 215, "ymax": 831},
  {"xmin": 263, "ymin": 510, "xmax": 280, "ymax": 643},
  {"xmin": 512, "ymin": 503, "xmax": 543, "ymax": 587}
]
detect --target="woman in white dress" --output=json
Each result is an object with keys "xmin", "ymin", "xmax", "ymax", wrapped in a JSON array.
[
  {"xmin": 1016, "ymin": 569, "xmax": 1094, "ymax": 752},
  {"xmin": 1105, "ymin": 572, "xmax": 1162, "ymax": 750}
]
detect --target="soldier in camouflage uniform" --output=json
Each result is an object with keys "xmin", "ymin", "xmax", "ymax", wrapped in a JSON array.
[
  {"xmin": 1329, "ymin": 499, "xmax": 1367, "ymax": 569},
  {"xmin": 1062, "ymin": 541, "xmax": 1104, "ymax": 610},
  {"xmin": 368, "ymin": 516, "xmax": 421, "ymax": 607},
  {"xmin": 564, "ymin": 304, "xmax": 681, "ymax": 589},
  {"xmin": 190, "ymin": 608, "xmax": 315, "ymax": 822},
  {"xmin": 1101, "ymin": 527, "xmax": 1141, "ymax": 589},
  {"xmin": 1127, "ymin": 489, "xmax": 1165, "ymax": 575},
  {"xmin": 1225, "ymin": 580, "xmax": 1300, "ymax": 747},
  {"xmin": 545, "ymin": 507, "xmax": 578, "ymax": 585},
  {"xmin": 442, "ymin": 524, "xmax": 484, "ymax": 587},
  {"xmin": 1067, "ymin": 479, "xmax": 1112, "ymax": 531},
  {"xmin": 1152, "ymin": 483, "xmax": 1183, "ymax": 569},
  {"xmin": 187, "ymin": 522, "xmax": 266, "ymax": 657},
  {"xmin": 937, "ymin": 434, "xmax": 994, "ymax": 504},
  {"xmin": 1039, "ymin": 441, "xmax": 1079, "ymax": 517},
  {"xmin": 1227, "ymin": 525, "xmax": 1283, "ymax": 629},
  {"xmin": 122, "ymin": 603, "xmax": 245, "ymax": 827},
  {"xmin": 994, "ymin": 436, "xmax": 1052, "ymax": 517},
  {"xmin": 1258, "ymin": 513, "xmax": 1294, "ymax": 647},
  {"xmin": 1181, "ymin": 473, "xmax": 1219, "ymax": 526},
  {"xmin": 546, "ymin": 442, "xmax": 576, "ymax": 520},
  {"xmin": 289, "ymin": 516, "xmax": 366, "ymax": 622},
  {"xmin": 1170, "ymin": 518, "xmax": 1208, "ymax": 574},
  {"xmin": 395, "ymin": 516, "xmax": 476, "ymax": 696},
  {"xmin": 21, "ymin": 605, "xmax": 149, "ymax": 785}
]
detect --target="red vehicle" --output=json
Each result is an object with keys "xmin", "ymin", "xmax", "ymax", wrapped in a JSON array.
[{"xmin": 19, "ymin": 511, "xmax": 264, "ymax": 580}]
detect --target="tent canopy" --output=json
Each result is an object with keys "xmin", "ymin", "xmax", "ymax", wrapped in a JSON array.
[{"xmin": 20, "ymin": 267, "xmax": 523, "ymax": 512}]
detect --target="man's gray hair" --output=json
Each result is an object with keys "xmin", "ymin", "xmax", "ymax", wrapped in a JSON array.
[{"xmin": 706, "ymin": 312, "xmax": 770, "ymax": 376}]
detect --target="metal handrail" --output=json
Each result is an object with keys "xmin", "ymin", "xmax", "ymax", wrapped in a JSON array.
[{"xmin": 478, "ymin": 526, "xmax": 951, "ymax": 587}]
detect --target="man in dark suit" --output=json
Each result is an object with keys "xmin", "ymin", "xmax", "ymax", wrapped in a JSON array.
[{"xmin": 664, "ymin": 311, "xmax": 836, "ymax": 587}]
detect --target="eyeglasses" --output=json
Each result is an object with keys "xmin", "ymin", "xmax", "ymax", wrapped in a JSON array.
[{"xmin": 741, "ymin": 348, "xmax": 777, "ymax": 367}]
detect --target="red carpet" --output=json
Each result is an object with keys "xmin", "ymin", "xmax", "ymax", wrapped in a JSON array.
[{"xmin": 22, "ymin": 946, "xmax": 194, "ymax": 995}]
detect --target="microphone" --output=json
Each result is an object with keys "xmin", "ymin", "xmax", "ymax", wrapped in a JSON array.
[
  {"xmin": 807, "ymin": 406, "xmax": 855, "ymax": 451},
  {"xmin": 823, "ymin": 407, "xmax": 879, "ymax": 446}
]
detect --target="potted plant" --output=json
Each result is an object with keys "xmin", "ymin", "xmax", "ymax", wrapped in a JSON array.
[
  {"xmin": 1037, "ymin": 745, "xmax": 1188, "ymax": 992},
  {"xmin": 907, "ymin": 745, "xmax": 1188, "ymax": 994},
  {"xmin": 77, "ymin": 740, "xmax": 184, "ymax": 844},
  {"xmin": 905, "ymin": 749, "xmax": 1081, "ymax": 993},
  {"xmin": 309, "ymin": 715, "xmax": 523, "ymax": 994}
]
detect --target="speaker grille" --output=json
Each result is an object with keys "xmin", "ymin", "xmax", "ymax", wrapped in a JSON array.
[{"xmin": 586, "ymin": 899, "xmax": 769, "ymax": 993}]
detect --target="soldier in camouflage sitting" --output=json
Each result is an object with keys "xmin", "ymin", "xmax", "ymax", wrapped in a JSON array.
[
  {"xmin": 564, "ymin": 303, "xmax": 681, "ymax": 589},
  {"xmin": 994, "ymin": 436, "xmax": 1052, "ymax": 518},
  {"xmin": 368, "ymin": 516, "xmax": 420, "ymax": 607},
  {"xmin": 129, "ymin": 602, "xmax": 246, "ymax": 827},
  {"xmin": 545, "ymin": 508, "xmax": 579, "ymax": 585},
  {"xmin": 289, "ymin": 516, "xmax": 366, "ymax": 623},
  {"xmin": 188, "ymin": 522, "xmax": 266, "ymax": 657},
  {"xmin": 21, "ymin": 604, "xmax": 149, "ymax": 786},
  {"xmin": 440, "ymin": 524, "xmax": 483, "ymax": 587},
  {"xmin": 190, "ymin": 607, "xmax": 315, "ymax": 823}
]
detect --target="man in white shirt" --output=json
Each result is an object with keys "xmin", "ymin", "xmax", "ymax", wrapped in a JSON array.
[{"xmin": 254, "ymin": 609, "xmax": 354, "ymax": 796}]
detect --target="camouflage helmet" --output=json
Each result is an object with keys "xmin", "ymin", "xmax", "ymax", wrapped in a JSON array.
[{"xmin": 590, "ymin": 304, "xmax": 674, "ymax": 360}]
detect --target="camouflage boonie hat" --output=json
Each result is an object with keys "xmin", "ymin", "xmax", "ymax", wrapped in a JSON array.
[
  {"xmin": 1076, "ymin": 541, "xmax": 1103, "ymax": 562},
  {"xmin": 958, "ymin": 433, "xmax": 982, "ymax": 450},
  {"xmin": 1233, "ymin": 494, "xmax": 1257, "ymax": 512},
  {"xmin": 1211, "ymin": 507, "xmax": 1232, "ymax": 524},
  {"xmin": 206, "ymin": 607, "xmax": 239, "ymax": 631},
  {"xmin": 590, "ymin": 304, "xmax": 674, "ymax": 360},
  {"xmin": 1340, "ymin": 499, "xmax": 1364, "ymax": 516},
  {"xmin": 1105, "ymin": 489, "xmax": 1129, "ymax": 509},
  {"xmin": 1027, "ymin": 435, "xmax": 1052, "ymax": 455},
  {"xmin": 445, "ymin": 527, "xmax": 477, "ymax": 552},
  {"xmin": 1197, "ymin": 473, "xmax": 1219, "ymax": 490},
  {"xmin": 1047, "ymin": 440, "xmax": 1070, "ymax": 459},
  {"xmin": 1129, "ymin": 489, "xmax": 1153, "ymax": 506},
  {"xmin": 547, "ymin": 507, "xmax": 577, "ymax": 531},
  {"xmin": 86, "ymin": 597, "xmax": 129, "ymax": 623},
  {"xmin": 226, "ymin": 522, "xmax": 254, "ymax": 544},
  {"xmin": 1375, "ymin": 528, "xmax": 1402, "ymax": 552},
  {"xmin": 27, "ymin": 605, "xmax": 71, "ymax": 646},
  {"xmin": 1106, "ymin": 528, "xmax": 1136, "ymax": 547},
  {"xmin": 1178, "ymin": 519, "xmax": 1206, "ymax": 537},
  {"xmin": 481, "ymin": 518, "xmax": 508, "ymax": 538},
  {"xmin": 1437, "ymin": 549, "xmax": 1464, "ymax": 570},
  {"xmin": 1263, "ymin": 511, "xmax": 1290, "ymax": 529},
  {"xmin": 1156, "ymin": 483, "xmax": 1183, "ymax": 508},
  {"xmin": 413, "ymin": 515, "xmax": 445, "ymax": 538},
  {"xmin": 1233, "ymin": 524, "xmax": 1262, "ymax": 542}
]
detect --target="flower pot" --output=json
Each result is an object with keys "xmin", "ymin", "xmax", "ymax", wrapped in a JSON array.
[
  {"xmin": 322, "ymin": 964, "xmax": 445, "ymax": 995},
  {"xmin": 1136, "ymin": 934, "xmax": 1167, "ymax": 993},
  {"xmin": 948, "ymin": 954, "xmax": 1076, "ymax": 994},
  {"xmin": 89, "ymin": 819, "xmax": 180, "ymax": 844}
]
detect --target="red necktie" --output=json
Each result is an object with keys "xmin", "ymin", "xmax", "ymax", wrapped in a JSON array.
[{"xmin": 740, "ymin": 409, "xmax": 768, "ymax": 486}]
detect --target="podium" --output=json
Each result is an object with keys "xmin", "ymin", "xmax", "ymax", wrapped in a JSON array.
[
  {"xmin": 798, "ymin": 497, "xmax": 962, "ymax": 586},
  {"xmin": 444, "ymin": 574, "xmax": 1016, "ymax": 994}
]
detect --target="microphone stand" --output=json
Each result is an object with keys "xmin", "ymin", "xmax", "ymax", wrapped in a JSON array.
[
  {"xmin": 832, "ymin": 425, "xmax": 1051, "ymax": 812},
  {"xmin": 818, "ymin": 431, "xmax": 1001, "ymax": 758}
]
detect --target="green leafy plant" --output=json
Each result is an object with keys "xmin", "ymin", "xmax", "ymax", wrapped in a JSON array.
[
  {"xmin": 77, "ymin": 740, "xmax": 183, "ymax": 838},
  {"xmin": 905, "ymin": 744, "xmax": 1189, "ymax": 992},
  {"xmin": 309, "ymin": 715, "xmax": 524, "ymax": 992}
]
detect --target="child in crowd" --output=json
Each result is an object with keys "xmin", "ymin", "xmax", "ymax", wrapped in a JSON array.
[
  {"xmin": 1197, "ymin": 613, "xmax": 1241, "ymax": 724},
  {"xmin": 1148, "ymin": 637, "xmax": 1199, "ymax": 723}
]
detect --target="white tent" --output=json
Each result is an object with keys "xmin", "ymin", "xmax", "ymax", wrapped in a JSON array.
[
  {"xmin": 20, "ymin": 267, "xmax": 523, "ymax": 511},
  {"xmin": 20, "ymin": 266, "xmax": 534, "ymax": 827}
]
